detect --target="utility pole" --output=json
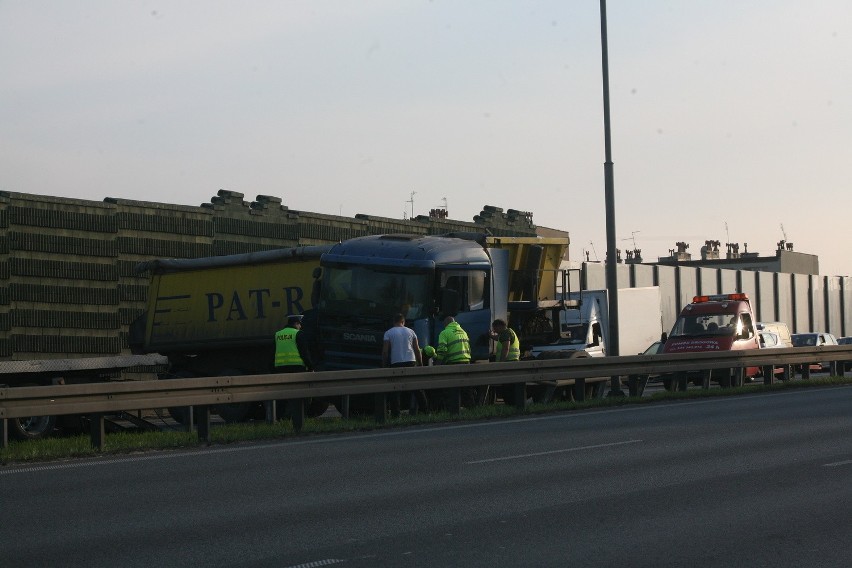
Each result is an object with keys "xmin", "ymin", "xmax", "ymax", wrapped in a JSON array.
[{"xmin": 600, "ymin": 0, "xmax": 623, "ymax": 396}]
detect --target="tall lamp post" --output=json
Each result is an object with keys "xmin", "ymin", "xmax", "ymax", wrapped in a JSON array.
[{"xmin": 600, "ymin": 0, "xmax": 623, "ymax": 396}]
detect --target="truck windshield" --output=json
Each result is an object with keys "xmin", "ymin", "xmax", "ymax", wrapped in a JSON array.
[
  {"xmin": 670, "ymin": 313, "xmax": 741, "ymax": 337},
  {"xmin": 320, "ymin": 265, "xmax": 431, "ymax": 320}
]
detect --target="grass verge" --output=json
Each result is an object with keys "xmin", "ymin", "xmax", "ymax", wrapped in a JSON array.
[{"xmin": 3, "ymin": 376, "xmax": 852, "ymax": 465}]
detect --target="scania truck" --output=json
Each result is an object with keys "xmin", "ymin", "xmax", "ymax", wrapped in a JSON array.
[{"xmin": 314, "ymin": 233, "xmax": 630, "ymax": 406}]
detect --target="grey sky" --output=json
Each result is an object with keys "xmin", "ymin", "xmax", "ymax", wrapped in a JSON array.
[{"xmin": 2, "ymin": 1, "xmax": 850, "ymax": 274}]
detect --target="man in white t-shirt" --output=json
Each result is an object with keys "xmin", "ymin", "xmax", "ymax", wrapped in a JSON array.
[{"xmin": 382, "ymin": 313, "xmax": 423, "ymax": 368}]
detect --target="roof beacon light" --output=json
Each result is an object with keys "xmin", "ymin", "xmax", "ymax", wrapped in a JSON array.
[{"xmin": 692, "ymin": 293, "xmax": 749, "ymax": 304}]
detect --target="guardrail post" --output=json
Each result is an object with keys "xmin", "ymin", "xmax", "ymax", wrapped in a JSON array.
[
  {"xmin": 290, "ymin": 399, "xmax": 305, "ymax": 432},
  {"xmin": 1, "ymin": 418, "xmax": 7, "ymax": 449},
  {"xmin": 90, "ymin": 413, "xmax": 105, "ymax": 451},
  {"xmin": 700, "ymin": 370, "xmax": 711, "ymax": 390},
  {"xmin": 676, "ymin": 371, "xmax": 688, "ymax": 391},
  {"xmin": 264, "ymin": 400, "xmax": 277, "ymax": 423},
  {"xmin": 197, "ymin": 406, "xmax": 211, "ymax": 443},
  {"xmin": 801, "ymin": 366, "xmax": 811, "ymax": 380},
  {"xmin": 186, "ymin": 406, "xmax": 195, "ymax": 433},
  {"xmin": 389, "ymin": 392, "xmax": 401, "ymax": 418},
  {"xmin": 446, "ymin": 388, "xmax": 462, "ymax": 414},
  {"xmin": 374, "ymin": 394, "xmax": 387, "ymax": 424},
  {"xmin": 512, "ymin": 383, "xmax": 526, "ymax": 409},
  {"xmin": 762, "ymin": 366, "xmax": 775, "ymax": 385},
  {"xmin": 340, "ymin": 395, "xmax": 350, "ymax": 419},
  {"xmin": 829, "ymin": 361, "xmax": 838, "ymax": 376},
  {"xmin": 574, "ymin": 378, "xmax": 586, "ymax": 401},
  {"xmin": 627, "ymin": 374, "xmax": 647, "ymax": 397},
  {"xmin": 732, "ymin": 368, "xmax": 745, "ymax": 388},
  {"xmin": 838, "ymin": 362, "xmax": 845, "ymax": 378}
]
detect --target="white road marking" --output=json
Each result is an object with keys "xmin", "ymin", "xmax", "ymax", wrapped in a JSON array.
[
  {"xmin": 823, "ymin": 459, "xmax": 852, "ymax": 467},
  {"xmin": 283, "ymin": 560, "xmax": 344, "ymax": 568},
  {"xmin": 466, "ymin": 439, "xmax": 643, "ymax": 464}
]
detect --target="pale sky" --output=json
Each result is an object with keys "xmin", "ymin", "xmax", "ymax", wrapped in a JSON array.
[{"xmin": 2, "ymin": 1, "xmax": 850, "ymax": 275}]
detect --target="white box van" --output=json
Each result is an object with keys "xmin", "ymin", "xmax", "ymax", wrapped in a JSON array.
[{"xmin": 757, "ymin": 322, "xmax": 793, "ymax": 347}]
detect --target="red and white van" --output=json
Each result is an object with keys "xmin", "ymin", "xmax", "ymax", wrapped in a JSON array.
[{"xmin": 662, "ymin": 293, "xmax": 760, "ymax": 383}]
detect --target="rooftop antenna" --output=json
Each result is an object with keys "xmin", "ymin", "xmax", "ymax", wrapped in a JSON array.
[
  {"xmin": 407, "ymin": 191, "xmax": 417, "ymax": 219},
  {"xmin": 621, "ymin": 230, "xmax": 640, "ymax": 249},
  {"xmin": 588, "ymin": 241, "xmax": 599, "ymax": 261},
  {"xmin": 441, "ymin": 196, "xmax": 448, "ymax": 216},
  {"xmin": 725, "ymin": 221, "xmax": 730, "ymax": 244},
  {"xmin": 780, "ymin": 223, "xmax": 787, "ymax": 242}
]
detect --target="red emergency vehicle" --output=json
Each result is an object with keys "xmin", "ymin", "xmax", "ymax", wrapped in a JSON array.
[{"xmin": 662, "ymin": 293, "xmax": 760, "ymax": 384}]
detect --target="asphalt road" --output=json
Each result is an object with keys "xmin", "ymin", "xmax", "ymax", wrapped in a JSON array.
[{"xmin": 3, "ymin": 386, "xmax": 852, "ymax": 567}]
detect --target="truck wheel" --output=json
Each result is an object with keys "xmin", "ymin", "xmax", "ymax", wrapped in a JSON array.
[
  {"xmin": 10, "ymin": 415, "xmax": 57, "ymax": 441},
  {"xmin": 166, "ymin": 371, "xmax": 199, "ymax": 425},
  {"xmin": 569, "ymin": 382, "xmax": 597, "ymax": 402},
  {"xmin": 10, "ymin": 382, "xmax": 57, "ymax": 440},
  {"xmin": 213, "ymin": 369, "xmax": 253, "ymax": 423}
]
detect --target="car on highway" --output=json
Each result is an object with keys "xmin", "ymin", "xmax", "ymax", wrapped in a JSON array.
[
  {"xmin": 757, "ymin": 321, "xmax": 793, "ymax": 347},
  {"xmin": 758, "ymin": 330, "xmax": 790, "ymax": 378},
  {"xmin": 640, "ymin": 341, "xmax": 664, "ymax": 355},
  {"xmin": 759, "ymin": 330, "xmax": 786, "ymax": 349},
  {"xmin": 791, "ymin": 332, "xmax": 839, "ymax": 373}
]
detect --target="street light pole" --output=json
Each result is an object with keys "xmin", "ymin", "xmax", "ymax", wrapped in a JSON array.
[{"xmin": 599, "ymin": 0, "xmax": 623, "ymax": 396}]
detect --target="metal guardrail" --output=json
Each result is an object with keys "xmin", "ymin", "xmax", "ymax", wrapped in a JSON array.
[{"xmin": 2, "ymin": 345, "xmax": 851, "ymax": 449}]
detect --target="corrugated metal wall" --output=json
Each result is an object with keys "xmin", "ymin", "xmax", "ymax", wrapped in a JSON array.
[{"xmin": 582, "ymin": 262, "xmax": 852, "ymax": 340}]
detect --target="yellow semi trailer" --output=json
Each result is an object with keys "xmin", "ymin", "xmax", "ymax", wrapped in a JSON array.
[{"xmin": 131, "ymin": 245, "xmax": 332, "ymax": 422}]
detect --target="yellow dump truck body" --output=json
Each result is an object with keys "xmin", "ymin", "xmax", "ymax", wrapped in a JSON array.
[{"xmin": 485, "ymin": 236, "xmax": 569, "ymax": 302}]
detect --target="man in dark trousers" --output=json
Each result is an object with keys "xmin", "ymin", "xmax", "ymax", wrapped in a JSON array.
[{"xmin": 273, "ymin": 314, "xmax": 315, "ymax": 429}]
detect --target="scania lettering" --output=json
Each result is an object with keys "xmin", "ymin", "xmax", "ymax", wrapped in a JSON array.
[{"xmin": 343, "ymin": 333, "xmax": 378, "ymax": 343}]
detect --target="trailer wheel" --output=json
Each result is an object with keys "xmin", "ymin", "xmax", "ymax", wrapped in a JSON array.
[
  {"xmin": 10, "ymin": 414, "xmax": 57, "ymax": 441},
  {"xmin": 163, "ymin": 371, "xmax": 198, "ymax": 425},
  {"xmin": 213, "ymin": 369, "xmax": 254, "ymax": 423},
  {"xmin": 9, "ymin": 381, "xmax": 58, "ymax": 440}
]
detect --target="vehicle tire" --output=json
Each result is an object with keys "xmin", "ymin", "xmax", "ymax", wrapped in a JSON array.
[
  {"xmin": 569, "ymin": 381, "xmax": 598, "ymax": 402},
  {"xmin": 213, "ymin": 369, "xmax": 253, "ymax": 423},
  {"xmin": 10, "ymin": 414, "xmax": 57, "ymax": 441},
  {"xmin": 8, "ymin": 381, "xmax": 58, "ymax": 440},
  {"xmin": 166, "ymin": 371, "xmax": 199, "ymax": 426}
]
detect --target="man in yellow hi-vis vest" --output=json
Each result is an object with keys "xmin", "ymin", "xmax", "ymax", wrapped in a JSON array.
[
  {"xmin": 490, "ymin": 318, "xmax": 520, "ymax": 362},
  {"xmin": 436, "ymin": 316, "xmax": 471, "ymax": 365},
  {"xmin": 274, "ymin": 315, "xmax": 314, "ymax": 372}
]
